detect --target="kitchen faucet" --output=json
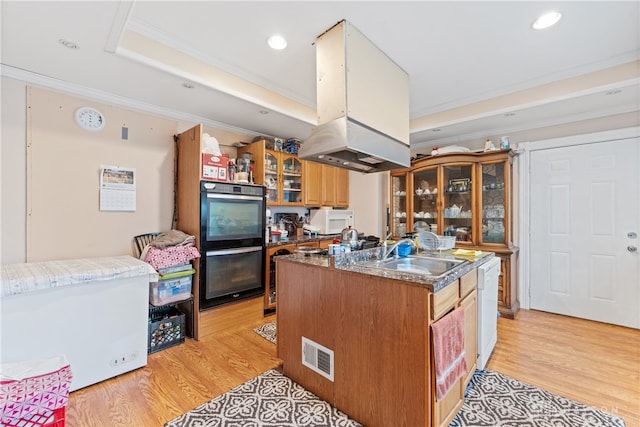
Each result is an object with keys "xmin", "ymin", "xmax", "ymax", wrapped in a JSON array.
[{"xmin": 382, "ymin": 238, "xmax": 415, "ymax": 260}]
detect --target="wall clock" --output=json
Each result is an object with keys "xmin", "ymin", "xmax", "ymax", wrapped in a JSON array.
[{"xmin": 74, "ymin": 106, "xmax": 105, "ymax": 131}]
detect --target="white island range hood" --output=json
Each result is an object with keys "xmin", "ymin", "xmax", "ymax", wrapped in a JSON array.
[{"xmin": 299, "ymin": 20, "xmax": 411, "ymax": 173}]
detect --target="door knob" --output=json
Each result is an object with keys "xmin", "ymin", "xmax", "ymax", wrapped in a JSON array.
[{"xmin": 628, "ymin": 245, "xmax": 638, "ymax": 253}]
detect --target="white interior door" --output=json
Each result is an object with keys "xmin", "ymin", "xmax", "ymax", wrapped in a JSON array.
[{"xmin": 529, "ymin": 138, "xmax": 639, "ymax": 328}]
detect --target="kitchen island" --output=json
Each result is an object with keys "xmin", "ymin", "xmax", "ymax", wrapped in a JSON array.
[{"xmin": 276, "ymin": 248, "xmax": 493, "ymax": 427}]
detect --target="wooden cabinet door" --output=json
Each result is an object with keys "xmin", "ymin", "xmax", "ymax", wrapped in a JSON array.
[
  {"xmin": 303, "ymin": 161, "xmax": 322, "ymax": 206},
  {"xmin": 335, "ymin": 167, "xmax": 349, "ymax": 207},
  {"xmin": 433, "ymin": 381, "xmax": 463, "ymax": 427},
  {"xmin": 264, "ymin": 150, "xmax": 280, "ymax": 204},
  {"xmin": 321, "ymin": 165, "xmax": 337, "ymax": 206},
  {"xmin": 281, "ymin": 154, "xmax": 303, "ymax": 205},
  {"xmin": 265, "ymin": 244, "xmax": 296, "ymax": 310},
  {"xmin": 460, "ymin": 289, "xmax": 477, "ymax": 387}
]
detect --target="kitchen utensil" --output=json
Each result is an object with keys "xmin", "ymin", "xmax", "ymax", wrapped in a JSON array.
[
  {"xmin": 341, "ymin": 226, "xmax": 359, "ymax": 249},
  {"xmin": 295, "ymin": 246, "xmax": 322, "ymax": 257},
  {"xmin": 416, "ymin": 231, "xmax": 439, "ymax": 250},
  {"xmin": 283, "ymin": 219, "xmax": 297, "ymax": 237},
  {"xmin": 397, "ymin": 242, "xmax": 413, "ymax": 257},
  {"xmin": 414, "ymin": 220, "xmax": 429, "ymax": 232}
]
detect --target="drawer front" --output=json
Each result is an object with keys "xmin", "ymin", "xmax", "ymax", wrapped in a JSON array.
[
  {"xmin": 459, "ymin": 269, "xmax": 477, "ymax": 298},
  {"xmin": 431, "ymin": 282, "xmax": 458, "ymax": 321}
]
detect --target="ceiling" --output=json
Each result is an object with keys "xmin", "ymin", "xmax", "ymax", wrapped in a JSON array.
[{"xmin": 1, "ymin": 1, "xmax": 639, "ymax": 154}]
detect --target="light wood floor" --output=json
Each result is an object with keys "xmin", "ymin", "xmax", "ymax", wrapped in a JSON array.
[{"xmin": 65, "ymin": 298, "xmax": 639, "ymax": 427}]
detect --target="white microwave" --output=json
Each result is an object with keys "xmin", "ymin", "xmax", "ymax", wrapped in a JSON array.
[{"xmin": 309, "ymin": 209, "xmax": 354, "ymax": 235}]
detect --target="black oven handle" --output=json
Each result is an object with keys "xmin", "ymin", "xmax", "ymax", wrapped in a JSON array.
[
  {"xmin": 206, "ymin": 246, "xmax": 263, "ymax": 257},
  {"xmin": 205, "ymin": 193, "xmax": 264, "ymax": 202}
]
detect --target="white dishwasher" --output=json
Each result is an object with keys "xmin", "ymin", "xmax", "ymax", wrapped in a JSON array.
[{"xmin": 477, "ymin": 256, "xmax": 501, "ymax": 370}]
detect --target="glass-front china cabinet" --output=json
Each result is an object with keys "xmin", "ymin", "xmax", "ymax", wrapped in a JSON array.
[
  {"xmin": 239, "ymin": 142, "xmax": 305, "ymax": 206},
  {"xmin": 389, "ymin": 150, "xmax": 519, "ymax": 318},
  {"xmin": 390, "ymin": 171, "xmax": 409, "ymax": 238},
  {"xmin": 411, "ymin": 167, "xmax": 438, "ymax": 236}
]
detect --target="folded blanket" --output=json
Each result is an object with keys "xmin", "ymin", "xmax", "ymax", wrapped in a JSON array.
[
  {"xmin": 143, "ymin": 245, "xmax": 201, "ymax": 271},
  {"xmin": 149, "ymin": 229, "xmax": 195, "ymax": 249},
  {"xmin": 431, "ymin": 306, "xmax": 468, "ymax": 400}
]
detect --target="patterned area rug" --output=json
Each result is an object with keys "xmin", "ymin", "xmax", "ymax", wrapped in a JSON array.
[
  {"xmin": 451, "ymin": 370, "xmax": 626, "ymax": 426},
  {"xmin": 253, "ymin": 321, "xmax": 276, "ymax": 344},
  {"xmin": 198, "ymin": 322, "xmax": 625, "ymax": 427},
  {"xmin": 164, "ymin": 369, "xmax": 361, "ymax": 427}
]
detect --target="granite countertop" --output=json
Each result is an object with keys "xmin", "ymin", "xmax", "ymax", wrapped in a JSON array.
[{"xmin": 278, "ymin": 247, "xmax": 494, "ymax": 292}]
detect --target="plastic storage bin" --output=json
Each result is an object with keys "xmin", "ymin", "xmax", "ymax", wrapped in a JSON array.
[
  {"xmin": 1, "ymin": 356, "xmax": 72, "ymax": 427},
  {"xmin": 148, "ymin": 306, "xmax": 185, "ymax": 353},
  {"xmin": 149, "ymin": 270, "xmax": 194, "ymax": 306}
]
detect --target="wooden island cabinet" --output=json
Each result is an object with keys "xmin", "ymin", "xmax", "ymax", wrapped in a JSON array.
[{"xmin": 276, "ymin": 255, "xmax": 480, "ymax": 427}]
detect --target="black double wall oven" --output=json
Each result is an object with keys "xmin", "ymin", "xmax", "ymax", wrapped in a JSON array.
[{"xmin": 199, "ymin": 181, "xmax": 266, "ymax": 310}]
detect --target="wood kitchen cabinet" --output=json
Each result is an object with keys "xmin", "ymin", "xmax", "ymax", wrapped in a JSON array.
[
  {"xmin": 237, "ymin": 140, "xmax": 304, "ymax": 206},
  {"xmin": 302, "ymin": 161, "xmax": 323, "ymax": 206},
  {"xmin": 304, "ymin": 162, "xmax": 350, "ymax": 208},
  {"xmin": 334, "ymin": 167, "xmax": 350, "ymax": 207},
  {"xmin": 239, "ymin": 139, "xmax": 349, "ymax": 208},
  {"xmin": 390, "ymin": 150, "xmax": 519, "ymax": 318},
  {"xmin": 264, "ymin": 241, "xmax": 321, "ymax": 312},
  {"xmin": 277, "ymin": 258, "xmax": 479, "ymax": 427},
  {"xmin": 431, "ymin": 270, "xmax": 477, "ymax": 427},
  {"xmin": 173, "ymin": 124, "xmax": 208, "ymax": 340}
]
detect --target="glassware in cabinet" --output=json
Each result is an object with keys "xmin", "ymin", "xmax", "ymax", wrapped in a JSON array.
[
  {"xmin": 264, "ymin": 151, "xmax": 279, "ymax": 204},
  {"xmin": 412, "ymin": 167, "xmax": 438, "ymax": 234},
  {"xmin": 480, "ymin": 162, "xmax": 506, "ymax": 244},
  {"xmin": 281, "ymin": 154, "xmax": 303, "ymax": 204},
  {"xmin": 442, "ymin": 164, "xmax": 473, "ymax": 242},
  {"xmin": 390, "ymin": 172, "xmax": 408, "ymax": 238}
]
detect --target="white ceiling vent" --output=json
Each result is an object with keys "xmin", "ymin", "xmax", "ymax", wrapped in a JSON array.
[{"xmin": 302, "ymin": 336, "xmax": 334, "ymax": 382}]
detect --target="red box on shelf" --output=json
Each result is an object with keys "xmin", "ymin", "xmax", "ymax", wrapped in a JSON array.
[{"xmin": 201, "ymin": 153, "xmax": 229, "ymax": 182}]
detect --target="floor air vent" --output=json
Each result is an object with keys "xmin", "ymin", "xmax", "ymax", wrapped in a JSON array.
[{"xmin": 302, "ymin": 337, "xmax": 334, "ymax": 382}]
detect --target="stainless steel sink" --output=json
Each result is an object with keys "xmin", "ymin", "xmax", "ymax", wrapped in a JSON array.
[{"xmin": 367, "ymin": 255, "xmax": 465, "ymax": 277}]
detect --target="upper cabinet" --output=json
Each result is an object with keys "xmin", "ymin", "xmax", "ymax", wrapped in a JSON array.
[
  {"xmin": 391, "ymin": 150, "xmax": 513, "ymax": 246},
  {"xmin": 390, "ymin": 150, "xmax": 519, "ymax": 318},
  {"xmin": 304, "ymin": 162, "xmax": 349, "ymax": 208},
  {"xmin": 239, "ymin": 140, "xmax": 348, "ymax": 208},
  {"xmin": 238, "ymin": 141, "xmax": 303, "ymax": 206}
]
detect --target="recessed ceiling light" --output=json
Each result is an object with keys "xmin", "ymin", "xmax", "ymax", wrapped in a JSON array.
[
  {"xmin": 58, "ymin": 38, "xmax": 79, "ymax": 49},
  {"xmin": 267, "ymin": 34, "xmax": 287, "ymax": 50},
  {"xmin": 532, "ymin": 11, "xmax": 562, "ymax": 30}
]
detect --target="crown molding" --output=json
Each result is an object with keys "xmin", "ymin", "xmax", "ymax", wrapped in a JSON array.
[{"xmin": 0, "ymin": 64, "xmax": 262, "ymax": 137}]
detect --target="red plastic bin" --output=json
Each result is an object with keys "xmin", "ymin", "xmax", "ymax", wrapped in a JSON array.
[{"xmin": 1, "ymin": 356, "xmax": 72, "ymax": 427}]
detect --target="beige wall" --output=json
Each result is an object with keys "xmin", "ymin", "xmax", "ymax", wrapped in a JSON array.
[
  {"xmin": 25, "ymin": 86, "xmax": 178, "ymax": 261},
  {"xmin": 349, "ymin": 172, "xmax": 387, "ymax": 238},
  {"xmin": 2, "ymin": 75, "xmax": 636, "ymax": 263},
  {"xmin": 1, "ymin": 77, "xmax": 28, "ymax": 263},
  {"xmin": 1, "ymin": 79, "xmax": 253, "ymax": 263}
]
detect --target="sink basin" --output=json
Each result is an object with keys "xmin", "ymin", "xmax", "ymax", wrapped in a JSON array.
[{"xmin": 367, "ymin": 255, "xmax": 465, "ymax": 277}]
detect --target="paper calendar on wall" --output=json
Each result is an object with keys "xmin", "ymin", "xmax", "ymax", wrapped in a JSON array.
[{"xmin": 99, "ymin": 165, "xmax": 136, "ymax": 211}]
